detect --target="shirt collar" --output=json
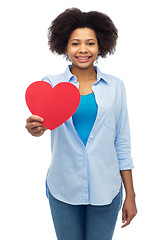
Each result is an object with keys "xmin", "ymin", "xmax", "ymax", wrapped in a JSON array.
[{"xmin": 64, "ymin": 65, "xmax": 109, "ymax": 84}]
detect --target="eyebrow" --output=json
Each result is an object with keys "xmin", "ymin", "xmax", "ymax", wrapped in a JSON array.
[{"xmin": 70, "ymin": 39, "xmax": 96, "ymax": 42}]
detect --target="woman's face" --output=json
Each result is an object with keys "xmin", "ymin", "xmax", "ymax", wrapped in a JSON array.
[{"xmin": 66, "ymin": 28, "xmax": 100, "ymax": 69}]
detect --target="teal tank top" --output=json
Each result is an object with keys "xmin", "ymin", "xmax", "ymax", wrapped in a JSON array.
[{"xmin": 72, "ymin": 92, "xmax": 98, "ymax": 146}]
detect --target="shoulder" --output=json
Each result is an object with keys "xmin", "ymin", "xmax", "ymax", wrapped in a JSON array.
[
  {"xmin": 101, "ymin": 71, "xmax": 126, "ymax": 93},
  {"xmin": 41, "ymin": 73, "xmax": 65, "ymax": 87},
  {"xmin": 104, "ymin": 72, "xmax": 123, "ymax": 84},
  {"xmin": 97, "ymin": 66, "xmax": 124, "ymax": 87}
]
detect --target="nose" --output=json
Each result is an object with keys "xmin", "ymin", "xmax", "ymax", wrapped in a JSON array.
[{"xmin": 79, "ymin": 44, "xmax": 88, "ymax": 53}]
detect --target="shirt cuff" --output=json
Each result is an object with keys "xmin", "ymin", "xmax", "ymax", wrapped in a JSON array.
[{"xmin": 118, "ymin": 157, "xmax": 134, "ymax": 170}]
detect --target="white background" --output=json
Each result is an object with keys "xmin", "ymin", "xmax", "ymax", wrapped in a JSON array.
[{"xmin": 1, "ymin": 0, "xmax": 160, "ymax": 239}]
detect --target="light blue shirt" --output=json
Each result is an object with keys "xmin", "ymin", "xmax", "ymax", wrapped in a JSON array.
[{"xmin": 42, "ymin": 65, "xmax": 134, "ymax": 206}]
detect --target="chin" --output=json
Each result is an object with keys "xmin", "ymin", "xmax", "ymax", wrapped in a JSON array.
[{"xmin": 72, "ymin": 61, "xmax": 95, "ymax": 69}]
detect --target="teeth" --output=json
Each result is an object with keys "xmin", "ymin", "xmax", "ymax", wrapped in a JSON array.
[{"xmin": 77, "ymin": 57, "xmax": 90, "ymax": 59}]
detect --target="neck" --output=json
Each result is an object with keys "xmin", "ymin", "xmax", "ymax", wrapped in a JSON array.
[{"xmin": 70, "ymin": 64, "xmax": 97, "ymax": 83}]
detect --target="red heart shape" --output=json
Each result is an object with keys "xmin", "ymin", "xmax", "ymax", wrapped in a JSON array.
[{"xmin": 25, "ymin": 81, "xmax": 80, "ymax": 130}]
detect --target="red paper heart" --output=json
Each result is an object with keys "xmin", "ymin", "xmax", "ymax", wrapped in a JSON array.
[{"xmin": 25, "ymin": 81, "xmax": 80, "ymax": 130}]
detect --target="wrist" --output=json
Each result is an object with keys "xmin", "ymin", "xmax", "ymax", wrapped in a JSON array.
[{"xmin": 126, "ymin": 192, "xmax": 136, "ymax": 199}]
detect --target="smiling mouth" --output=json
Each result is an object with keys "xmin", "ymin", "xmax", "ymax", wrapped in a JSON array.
[{"xmin": 76, "ymin": 56, "xmax": 92, "ymax": 60}]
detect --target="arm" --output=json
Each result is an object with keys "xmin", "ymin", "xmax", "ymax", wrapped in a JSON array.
[
  {"xmin": 114, "ymin": 82, "xmax": 137, "ymax": 227},
  {"xmin": 120, "ymin": 170, "xmax": 137, "ymax": 228},
  {"xmin": 120, "ymin": 170, "xmax": 135, "ymax": 198}
]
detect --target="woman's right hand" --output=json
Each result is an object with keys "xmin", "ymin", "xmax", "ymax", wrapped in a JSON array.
[{"xmin": 25, "ymin": 115, "xmax": 47, "ymax": 137}]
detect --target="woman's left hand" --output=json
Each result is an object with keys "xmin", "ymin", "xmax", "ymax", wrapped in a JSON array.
[{"xmin": 121, "ymin": 196, "xmax": 137, "ymax": 228}]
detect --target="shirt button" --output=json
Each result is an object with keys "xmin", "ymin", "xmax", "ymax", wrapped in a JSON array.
[
  {"xmin": 97, "ymin": 117, "xmax": 100, "ymax": 120},
  {"xmin": 90, "ymin": 135, "xmax": 93, "ymax": 138}
]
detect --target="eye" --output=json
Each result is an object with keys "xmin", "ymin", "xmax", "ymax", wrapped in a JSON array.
[
  {"xmin": 71, "ymin": 42, "xmax": 79, "ymax": 46},
  {"xmin": 88, "ymin": 42, "xmax": 95, "ymax": 46}
]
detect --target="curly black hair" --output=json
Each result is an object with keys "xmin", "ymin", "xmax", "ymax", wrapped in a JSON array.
[{"xmin": 48, "ymin": 8, "xmax": 118, "ymax": 59}]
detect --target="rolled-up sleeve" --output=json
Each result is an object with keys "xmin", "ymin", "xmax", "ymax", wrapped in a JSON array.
[{"xmin": 115, "ymin": 82, "xmax": 134, "ymax": 170}]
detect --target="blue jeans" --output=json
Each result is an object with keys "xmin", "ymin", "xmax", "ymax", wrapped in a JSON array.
[{"xmin": 48, "ymin": 186, "xmax": 122, "ymax": 240}]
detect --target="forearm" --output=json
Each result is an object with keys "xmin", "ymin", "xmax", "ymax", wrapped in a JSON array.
[{"xmin": 120, "ymin": 170, "xmax": 135, "ymax": 198}]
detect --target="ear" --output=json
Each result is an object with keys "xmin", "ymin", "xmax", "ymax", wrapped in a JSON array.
[{"xmin": 65, "ymin": 48, "xmax": 68, "ymax": 55}]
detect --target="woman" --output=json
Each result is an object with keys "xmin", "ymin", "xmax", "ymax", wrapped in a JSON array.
[{"xmin": 25, "ymin": 8, "xmax": 137, "ymax": 240}]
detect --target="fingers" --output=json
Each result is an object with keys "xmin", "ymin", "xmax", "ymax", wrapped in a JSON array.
[
  {"xmin": 121, "ymin": 209, "xmax": 127, "ymax": 228},
  {"xmin": 32, "ymin": 128, "xmax": 46, "ymax": 137},
  {"xmin": 121, "ymin": 196, "xmax": 137, "ymax": 228},
  {"xmin": 26, "ymin": 115, "xmax": 44, "ymax": 123},
  {"xmin": 121, "ymin": 216, "xmax": 131, "ymax": 228},
  {"xmin": 122, "ymin": 209, "xmax": 127, "ymax": 224},
  {"xmin": 25, "ymin": 115, "xmax": 47, "ymax": 137},
  {"xmin": 26, "ymin": 125, "xmax": 46, "ymax": 137},
  {"xmin": 29, "ymin": 125, "xmax": 45, "ymax": 133},
  {"xmin": 121, "ymin": 210, "xmax": 137, "ymax": 228},
  {"xmin": 26, "ymin": 121, "xmax": 44, "ymax": 130}
]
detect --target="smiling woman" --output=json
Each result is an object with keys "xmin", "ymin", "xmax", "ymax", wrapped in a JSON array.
[{"xmin": 25, "ymin": 7, "xmax": 137, "ymax": 240}]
